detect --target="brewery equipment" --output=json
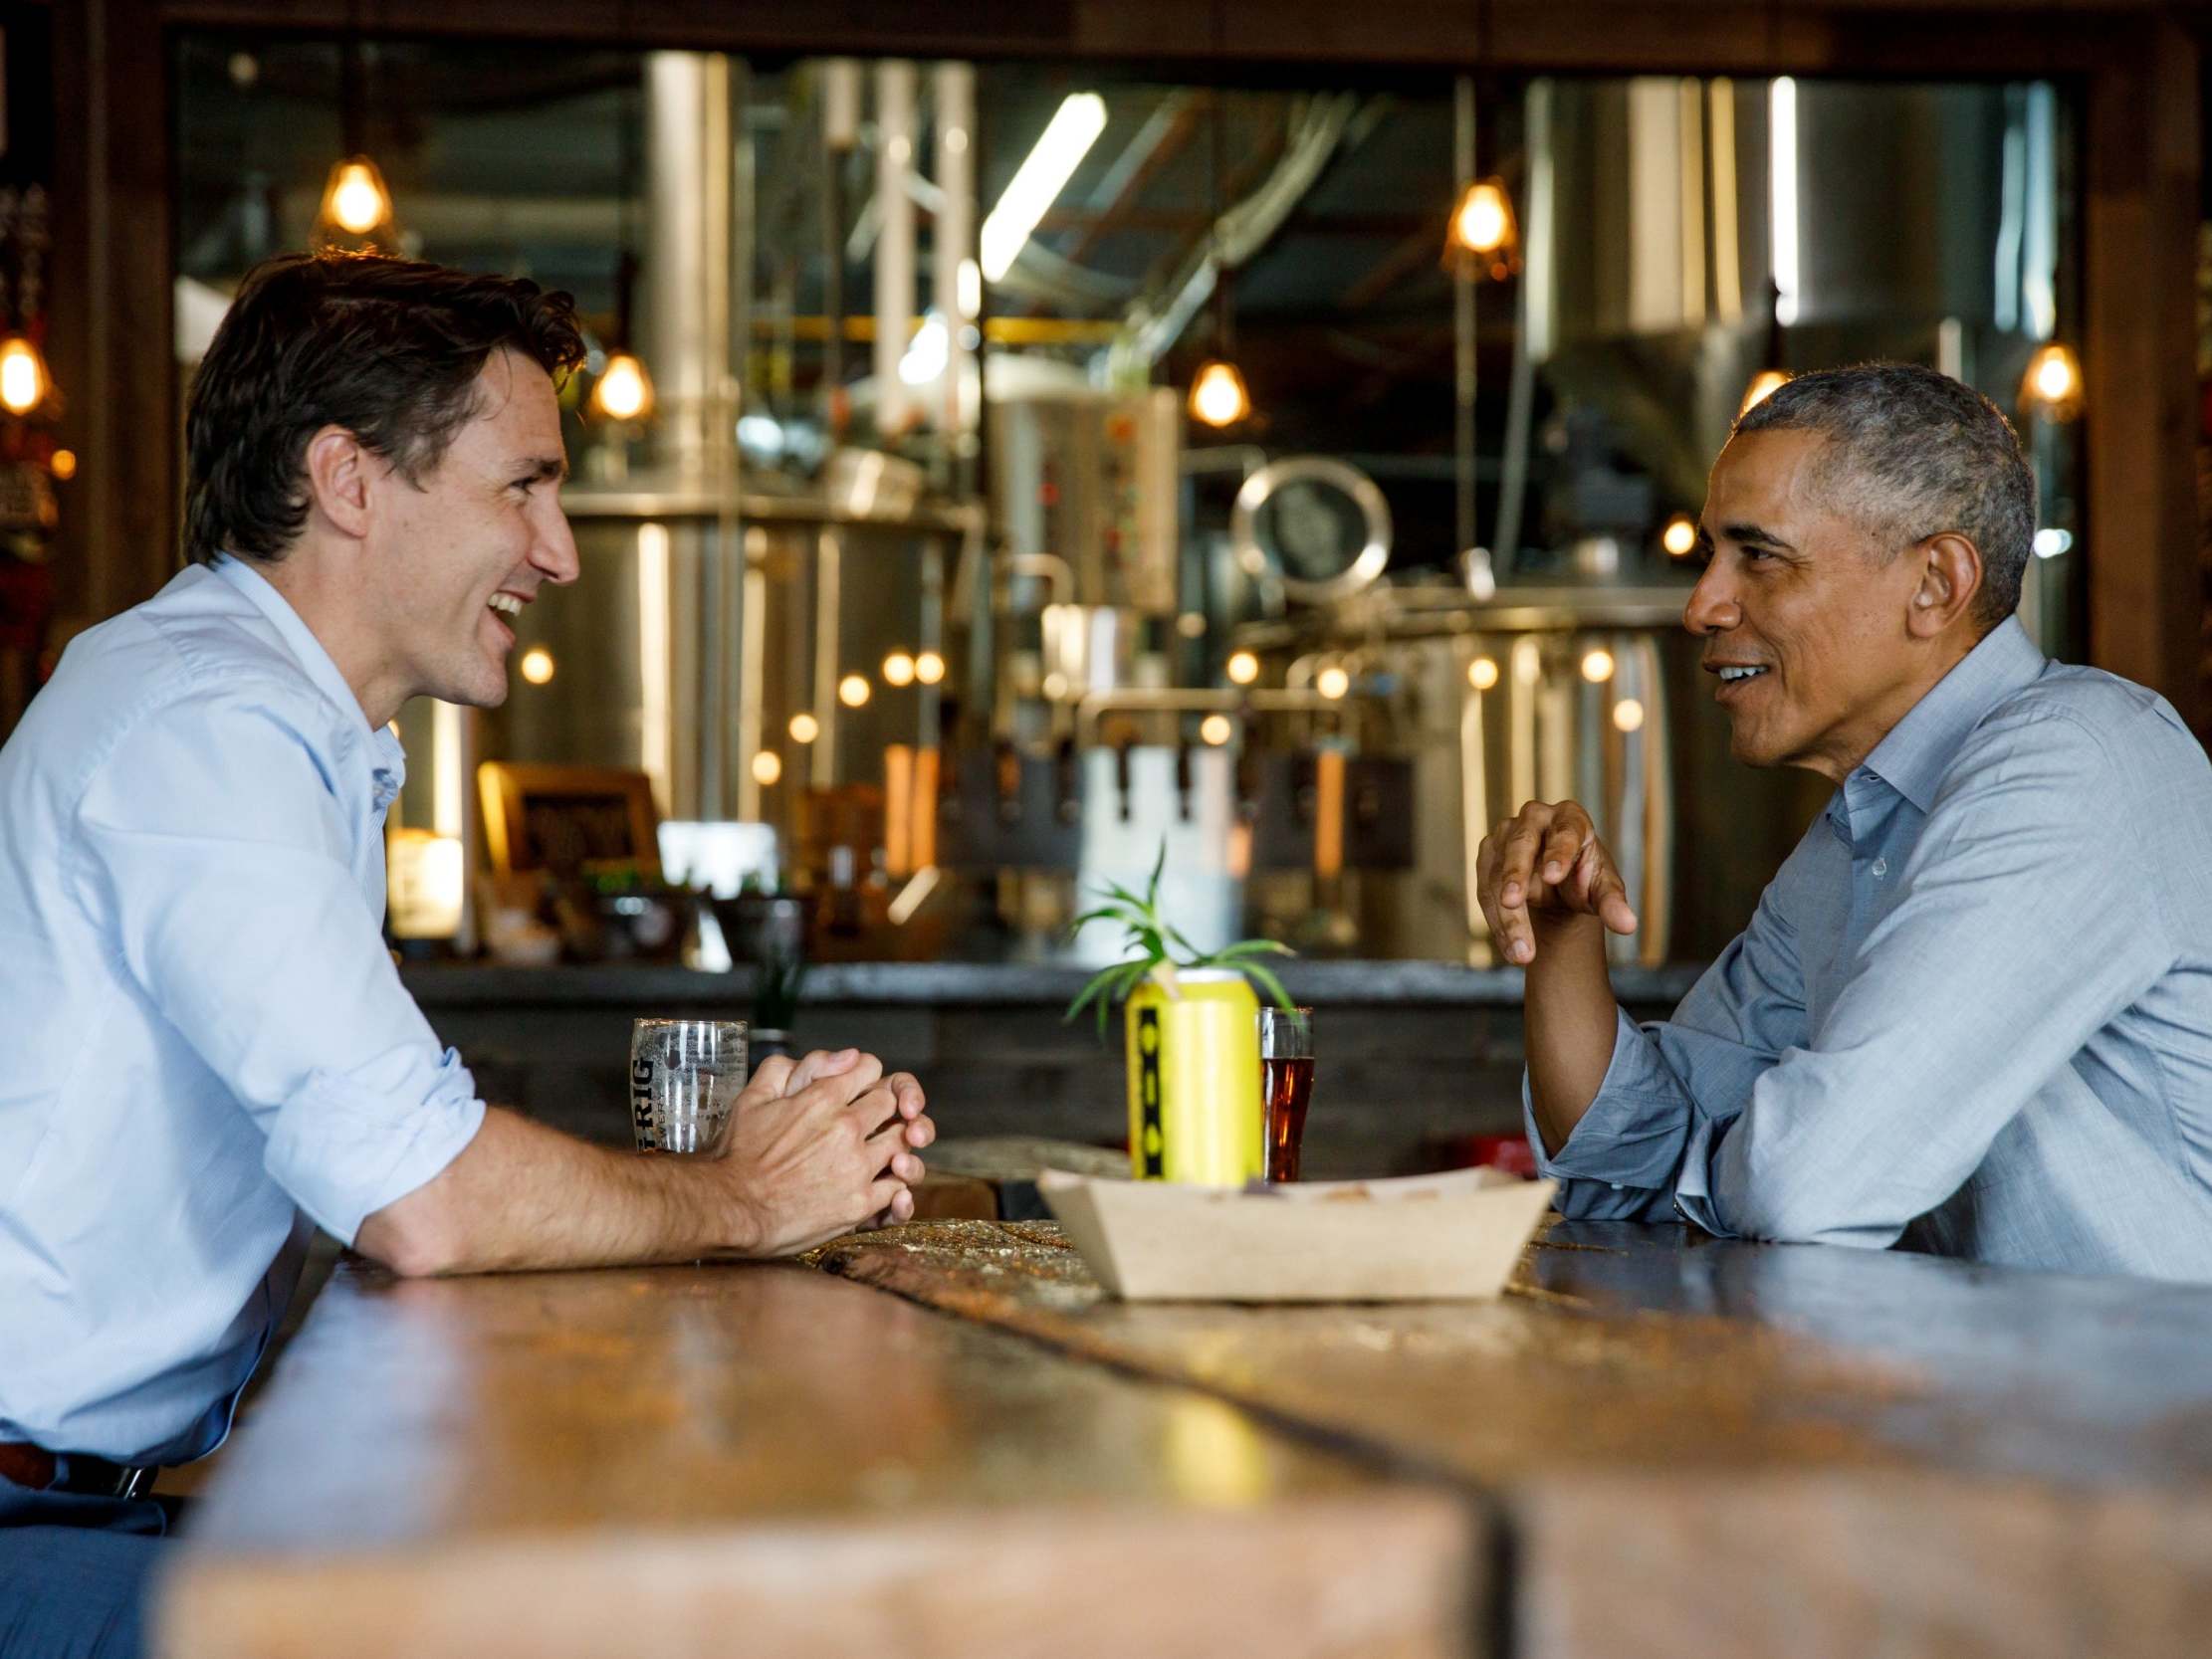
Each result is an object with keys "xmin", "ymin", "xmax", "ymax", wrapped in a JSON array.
[
  {"xmin": 958, "ymin": 413, "xmax": 1419, "ymax": 958},
  {"xmin": 1232, "ymin": 583, "xmax": 1684, "ymax": 967},
  {"xmin": 369, "ymin": 59, "xmax": 2070, "ymax": 971}
]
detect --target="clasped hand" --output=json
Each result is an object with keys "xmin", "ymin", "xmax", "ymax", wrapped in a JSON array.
[
  {"xmin": 715, "ymin": 1047, "xmax": 936, "ymax": 1257},
  {"xmin": 1475, "ymin": 799, "xmax": 1640, "ymax": 965}
]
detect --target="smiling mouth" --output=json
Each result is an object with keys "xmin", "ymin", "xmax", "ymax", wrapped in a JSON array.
[
  {"xmin": 488, "ymin": 593, "xmax": 525, "ymax": 617},
  {"xmin": 1710, "ymin": 664, "xmax": 1771, "ymax": 703}
]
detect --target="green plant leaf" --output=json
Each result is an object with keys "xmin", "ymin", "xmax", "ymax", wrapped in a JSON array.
[
  {"xmin": 751, "ymin": 951, "xmax": 809, "ymax": 1028},
  {"xmin": 1065, "ymin": 952, "xmax": 1169, "ymax": 1039},
  {"xmin": 1065, "ymin": 964, "xmax": 1123, "ymax": 1028},
  {"xmin": 1066, "ymin": 842, "xmax": 1280, "ymax": 1030},
  {"xmin": 1205, "ymin": 938, "xmax": 1294, "ymax": 961},
  {"xmin": 1069, "ymin": 905, "xmax": 1136, "ymax": 933},
  {"xmin": 1108, "ymin": 959, "xmax": 1154, "ymax": 1034},
  {"xmin": 1064, "ymin": 976, "xmax": 1104, "ymax": 1023},
  {"xmin": 1239, "ymin": 958, "xmax": 1296, "ymax": 1012},
  {"xmin": 1110, "ymin": 957, "xmax": 1151, "ymax": 1002}
]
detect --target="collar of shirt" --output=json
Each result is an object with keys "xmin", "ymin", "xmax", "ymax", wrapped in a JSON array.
[
  {"xmin": 210, "ymin": 553, "xmax": 408, "ymax": 809},
  {"xmin": 1826, "ymin": 616, "xmax": 2047, "ymax": 844}
]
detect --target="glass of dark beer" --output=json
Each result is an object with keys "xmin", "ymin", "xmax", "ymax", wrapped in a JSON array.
[{"xmin": 1257, "ymin": 1006, "xmax": 1315, "ymax": 1182}]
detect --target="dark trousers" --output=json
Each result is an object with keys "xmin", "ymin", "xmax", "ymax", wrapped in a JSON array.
[{"xmin": 0, "ymin": 1479, "xmax": 169, "ymax": 1659}]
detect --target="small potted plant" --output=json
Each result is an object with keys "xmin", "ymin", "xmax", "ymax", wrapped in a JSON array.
[
  {"xmin": 1067, "ymin": 848, "xmax": 1293, "ymax": 1185},
  {"xmin": 712, "ymin": 873, "xmax": 807, "ymax": 968},
  {"xmin": 747, "ymin": 939, "xmax": 807, "ymax": 1071}
]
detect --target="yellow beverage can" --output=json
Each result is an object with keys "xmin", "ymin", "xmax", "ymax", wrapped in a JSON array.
[{"xmin": 1125, "ymin": 968, "xmax": 1263, "ymax": 1184}]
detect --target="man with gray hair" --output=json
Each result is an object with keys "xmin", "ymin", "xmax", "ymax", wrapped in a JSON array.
[{"xmin": 1475, "ymin": 360, "xmax": 2212, "ymax": 1281}]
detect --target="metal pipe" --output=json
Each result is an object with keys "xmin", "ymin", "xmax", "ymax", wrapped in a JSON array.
[
  {"xmin": 1179, "ymin": 444, "xmax": 1267, "ymax": 478},
  {"xmin": 1629, "ymin": 633, "xmax": 1670, "ymax": 968},
  {"xmin": 1459, "ymin": 672, "xmax": 1492, "ymax": 963},
  {"xmin": 1453, "ymin": 77, "xmax": 1477, "ymax": 557},
  {"xmin": 1494, "ymin": 80, "xmax": 1549, "ymax": 569},
  {"xmin": 995, "ymin": 552, "xmax": 1075, "ymax": 610},
  {"xmin": 1507, "ymin": 635, "xmax": 1541, "ymax": 812},
  {"xmin": 920, "ymin": 538, "xmax": 945, "ymax": 750},
  {"xmin": 645, "ymin": 52, "xmax": 732, "ymax": 483},
  {"xmin": 728, "ymin": 62, "xmax": 758, "ymax": 820},
  {"xmin": 811, "ymin": 527, "xmax": 842, "ymax": 789},
  {"xmin": 1073, "ymin": 687, "xmax": 1344, "ymax": 749},
  {"xmin": 873, "ymin": 61, "xmax": 917, "ymax": 437},
  {"xmin": 819, "ymin": 61, "xmax": 859, "ymax": 431},
  {"xmin": 933, "ymin": 63, "xmax": 976, "ymax": 443},
  {"xmin": 644, "ymin": 52, "xmax": 738, "ymax": 819},
  {"xmin": 737, "ymin": 525, "xmax": 770, "ymax": 818},
  {"xmin": 1611, "ymin": 633, "xmax": 1647, "ymax": 968}
]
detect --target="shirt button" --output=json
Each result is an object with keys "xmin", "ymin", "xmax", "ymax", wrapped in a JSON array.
[{"xmin": 1871, "ymin": 857, "xmax": 1888, "ymax": 878}]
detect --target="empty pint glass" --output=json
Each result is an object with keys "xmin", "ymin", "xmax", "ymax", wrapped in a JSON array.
[{"xmin": 630, "ymin": 1018, "xmax": 748, "ymax": 1153}]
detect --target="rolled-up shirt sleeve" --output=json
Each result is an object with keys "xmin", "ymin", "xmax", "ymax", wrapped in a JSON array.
[
  {"xmin": 1525, "ymin": 853, "xmax": 1811, "ymax": 1220},
  {"xmin": 70, "ymin": 683, "xmax": 484, "ymax": 1244},
  {"xmin": 1674, "ymin": 707, "xmax": 2173, "ymax": 1247},
  {"xmin": 1523, "ymin": 1010, "xmax": 1693, "ymax": 1220}
]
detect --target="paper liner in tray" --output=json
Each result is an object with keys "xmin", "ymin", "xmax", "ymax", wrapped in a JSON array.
[{"xmin": 1036, "ymin": 1166, "xmax": 1557, "ymax": 1302}]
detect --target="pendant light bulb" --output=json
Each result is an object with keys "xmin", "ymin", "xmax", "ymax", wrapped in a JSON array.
[
  {"xmin": 589, "ymin": 350, "xmax": 655, "ymax": 423},
  {"xmin": 2019, "ymin": 342, "xmax": 2084, "ymax": 422},
  {"xmin": 0, "ymin": 334, "xmax": 52, "ymax": 417},
  {"xmin": 318, "ymin": 156, "xmax": 394, "ymax": 239},
  {"xmin": 1739, "ymin": 368, "xmax": 1791, "ymax": 416},
  {"xmin": 1189, "ymin": 358, "xmax": 1251, "ymax": 429},
  {"xmin": 1447, "ymin": 178, "xmax": 1516, "ymax": 258}
]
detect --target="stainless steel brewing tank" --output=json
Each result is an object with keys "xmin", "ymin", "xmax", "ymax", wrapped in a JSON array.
[
  {"xmin": 988, "ymin": 389, "xmax": 1183, "ymax": 615},
  {"xmin": 1234, "ymin": 582, "xmax": 1824, "ymax": 967},
  {"xmin": 474, "ymin": 499, "xmax": 752, "ymax": 821},
  {"xmin": 476, "ymin": 491, "xmax": 968, "ymax": 825},
  {"xmin": 1532, "ymin": 78, "xmax": 2061, "ymax": 499}
]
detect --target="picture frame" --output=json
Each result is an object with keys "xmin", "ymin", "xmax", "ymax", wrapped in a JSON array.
[{"xmin": 476, "ymin": 761, "xmax": 663, "ymax": 880}]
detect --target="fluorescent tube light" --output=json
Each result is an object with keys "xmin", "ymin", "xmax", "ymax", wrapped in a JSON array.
[
  {"xmin": 1769, "ymin": 78, "xmax": 1799, "ymax": 325},
  {"xmin": 981, "ymin": 93, "xmax": 1107, "ymax": 282}
]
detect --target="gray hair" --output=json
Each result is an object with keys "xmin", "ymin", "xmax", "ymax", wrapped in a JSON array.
[{"xmin": 1732, "ymin": 361, "xmax": 2038, "ymax": 626}]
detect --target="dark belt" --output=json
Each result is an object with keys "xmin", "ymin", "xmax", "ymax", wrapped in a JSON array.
[{"xmin": 0, "ymin": 1441, "xmax": 158, "ymax": 1500}]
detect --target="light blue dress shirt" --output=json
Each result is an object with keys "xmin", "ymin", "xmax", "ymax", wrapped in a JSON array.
[
  {"xmin": 1531, "ymin": 618, "xmax": 2212, "ymax": 1282},
  {"xmin": 0, "ymin": 556, "xmax": 484, "ymax": 1464}
]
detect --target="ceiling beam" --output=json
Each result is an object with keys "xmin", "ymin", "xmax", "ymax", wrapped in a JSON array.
[
  {"xmin": 1059, "ymin": 99, "xmax": 1204, "ymax": 269},
  {"xmin": 156, "ymin": 0, "xmax": 2172, "ymax": 78},
  {"xmin": 1340, "ymin": 223, "xmax": 1448, "ymax": 312}
]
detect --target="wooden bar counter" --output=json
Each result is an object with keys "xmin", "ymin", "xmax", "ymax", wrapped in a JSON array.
[
  {"xmin": 811, "ymin": 1216, "xmax": 2212, "ymax": 1659},
  {"xmin": 153, "ymin": 1256, "xmax": 1473, "ymax": 1659},
  {"xmin": 158, "ymin": 1214, "xmax": 2212, "ymax": 1659}
]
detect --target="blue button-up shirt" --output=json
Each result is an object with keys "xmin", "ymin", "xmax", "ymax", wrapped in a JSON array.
[
  {"xmin": 0, "ymin": 556, "xmax": 484, "ymax": 1463},
  {"xmin": 1532, "ymin": 618, "xmax": 2212, "ymax": 1282}
]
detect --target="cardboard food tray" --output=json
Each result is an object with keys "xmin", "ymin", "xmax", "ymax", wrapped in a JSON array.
[{"xmin": 1036, "ymin": 1166, "xmax": 1558, "ymax": 1302}]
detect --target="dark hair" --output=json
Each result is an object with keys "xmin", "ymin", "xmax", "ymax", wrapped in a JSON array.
[
  {"xmin": 183, "ymin": 253, "xmax": 586, "ymax": 564},
  {"xmin": 1733, "ymin": 361, "xmax": 2038, "ymax": 627}
]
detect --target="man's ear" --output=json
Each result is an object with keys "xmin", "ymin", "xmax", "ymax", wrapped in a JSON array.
[
  {"xmin": 1907, "ymin": 530, "xmax": 1984, "ymax": 639},
  {"xmin": 302, "ymin": 425, "xmax": 374, "ymax": 541}
]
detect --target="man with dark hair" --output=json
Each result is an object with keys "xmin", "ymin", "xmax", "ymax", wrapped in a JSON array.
[
  {"xmin": 0, "ymin": 254, "xmax": 935, "ymax": 1656},
  {"xmin": 1477, "ymin": 361, "xmax": 2212, "ymax": 1281}
]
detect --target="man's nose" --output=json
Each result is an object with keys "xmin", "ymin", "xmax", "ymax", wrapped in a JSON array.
[
  {"xmin": 534, "ymin": 503, "xmax": 581, "ymax": 587},
  {"xmin": 1682, "ymin": 561, "xmax": 1739, "ymax": 636}
]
